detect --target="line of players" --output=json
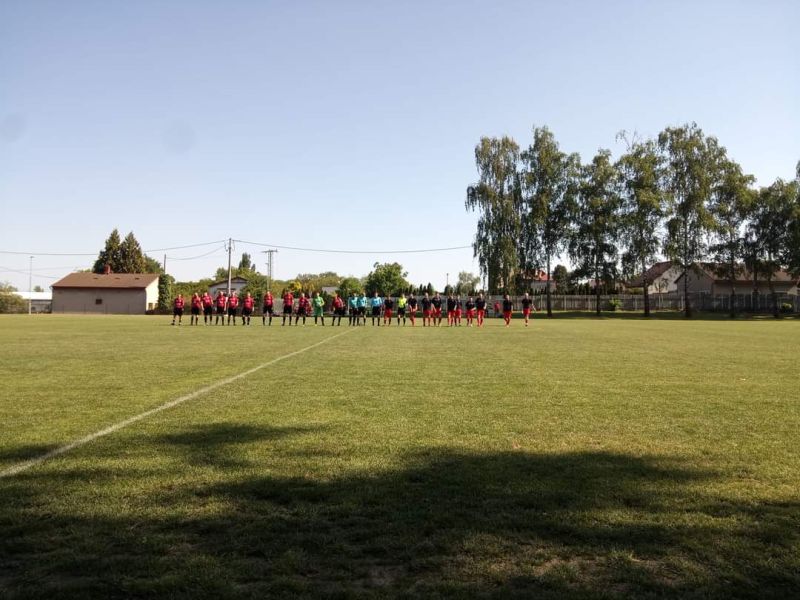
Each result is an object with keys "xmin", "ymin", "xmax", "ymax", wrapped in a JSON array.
[{"xmin": 172, "ymin": 290, "xmax": 538, "ymax": 328}]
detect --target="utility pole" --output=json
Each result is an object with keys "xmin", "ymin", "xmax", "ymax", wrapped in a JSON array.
[
  {"xmin": 261, "ymin": 249, "xmax": 278, "ymax": 292},
  {"xmin": 28, "ymin": 256, "xmax": 33, "ymax": 315},
  {"xmin": 226, "ymin": 238, "xmax": 234, "ymax": 296},
  {"xmin": 163, "ymin": 254, "xmax": 167, "ymax": 276}
]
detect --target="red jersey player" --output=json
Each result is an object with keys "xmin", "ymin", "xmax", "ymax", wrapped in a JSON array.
[
  {"xmin": 190, "ymin": 292, "xmax": 202, "ymax": 326},
  {"xmin": 202, "ymin": 292, "xmax": 213, "ymax": 325},
  {"xmin": 227, "ymin": 292, "xmax": 240, "ymax": 326},
  {"xmin": 262, "ymin": 291, "xmax": 274, "ymax": 326},
  {"xmin": 241, "ymin": 292, "xmax": 255, "ymax": 326},
  {"xmin": 282, "ymin": 290, "xmax": 294, "ymax": 326},
  {"xmin": 215, "ymin": 291, "xmax": 227, "ymax": 325},
  {"xmin": 295, "ymin": 293, "xmax": 310, "ymax": 326},
  {"xmin": 172, "ymin": 294, "xmax": 185, "ymax": 326}
]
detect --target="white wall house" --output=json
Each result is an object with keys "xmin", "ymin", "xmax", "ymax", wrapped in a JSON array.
[{"xmin": 51, "ymin": 273, "xmax": 160, "ymax": 314}]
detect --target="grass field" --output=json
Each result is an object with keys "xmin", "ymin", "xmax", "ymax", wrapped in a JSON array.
[{"xmin": 1, "ymin": 314, "xmax": 799, "ymax": 599}]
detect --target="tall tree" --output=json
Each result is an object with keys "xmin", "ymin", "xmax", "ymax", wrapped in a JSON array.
[
  {"xmin": 784, "ymin": 161, "xmax": 800, "ymax": 278},
  {"xmin": 551, "ymin": 264, "xmax": 569, "ymax": 294},
  {"xmin": 364, "ymin": 262, "xmax": 410, "ymax": 296},
  {"xmin": 751, "ymin": 179, "xmax": 796, "ymax": 317},
  {"xmin": 617, "ymin": 134, "xmax": 665, "ymax": 317},
  {"xmin": 456, "ymin": 271, "xmax": 480, "ymax": 294},
  {"xmin": 92, "ymin": 229, "xmax": 122, "ymax": 273},
  {"xmin": 519, "ymin": 126, "xmax": 580, "ymax": 316},
  {"xmin": 658, "ymin": 123, "xmax": 724, "ymax": 317},
  {"xmin": 118, "ymin": 232, "xmax": 148, "ymax": 273},
  {"xmin": 337, "ymin": 277, "xmax": 363, "ymax": 299},
  {"xmin": 238, "ymin": 253, "xmax": 254, "ymax": 272},
  {"xmin": 708, "ymin": 157, "xmax": 755, "ymax": 317},
  {"xmin": 466, "ymin": 136, "xmax": 522, "ymax": 294},
  {"xmin": 570, "ymin": 149, "xmax": 622, "ymax": 316}
]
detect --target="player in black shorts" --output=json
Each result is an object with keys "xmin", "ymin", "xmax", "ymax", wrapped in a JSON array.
[
  {"xmin": 431, "ymin": 293, "xmax": 443, "ymax": 327},
  {"xmin": 407, "ymin": 294, "xmax": 417, "ymax": 326}
]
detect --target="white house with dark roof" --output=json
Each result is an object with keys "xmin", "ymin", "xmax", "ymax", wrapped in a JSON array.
[
  {"xmin": 208, "ymin": 276, "xmax": 249, "ymax": 296},
  {"xmin": 51, "ymin": 272, "xmax": 160, "ymax": 314}
]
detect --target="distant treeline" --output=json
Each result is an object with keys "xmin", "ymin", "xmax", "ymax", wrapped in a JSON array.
[{"xmin": 466, "ymin": 123, "xmax": 800, "ymax": 317}]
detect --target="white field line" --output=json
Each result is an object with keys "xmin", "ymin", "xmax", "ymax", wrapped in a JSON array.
[{"xmin": 0, "ymin": 329, "xmax": 353, "ymax": 479}]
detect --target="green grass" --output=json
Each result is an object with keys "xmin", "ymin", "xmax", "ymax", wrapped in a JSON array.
[{"xmin": 1, "ymin": 314, "xmax": 799, "ymax": 599}]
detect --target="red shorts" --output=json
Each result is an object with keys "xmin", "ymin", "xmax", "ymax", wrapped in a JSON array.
[
  {"xmin": 384, "ymin": 309, "xmax": 392, "ymax": 319},
  {"xmin": 503, "ymin": 310, "xmax": 512, "ymax": 320},
  {"xmin": 523, "ymin": 309, "xmax": 531, "ymax": 317},
  {"xmin": 455, "ymin": 309, "xmax": 462, "ymax": 317},
  {"xmin": 433, "ymin": 308, "xmax": 442, "ymax": 317},
  {"xmin": 467, "ymin": 309, "xmax": 475, "ymax": 318},
  {"xmin": 447, "ymin": 310, "xmax": 456, "ymax": 319},
  {"xmin": 423, "ymin": 309, "xmax": 431, "ymax": 317}
]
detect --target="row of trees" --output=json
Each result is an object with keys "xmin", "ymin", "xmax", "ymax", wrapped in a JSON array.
[{"xmin": 467, "ymin": 123, "xmax": 800, "ymax": 317}]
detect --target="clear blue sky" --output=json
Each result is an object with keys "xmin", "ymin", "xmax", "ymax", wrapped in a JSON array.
[{"xmin": 2, "ymin": 0, "xmax": 798, "ymax": 292}]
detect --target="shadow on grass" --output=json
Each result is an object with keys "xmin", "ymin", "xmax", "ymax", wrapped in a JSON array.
[{"xmin": 1, "ymin": 424, "xmax": 798, "ymax": 599}]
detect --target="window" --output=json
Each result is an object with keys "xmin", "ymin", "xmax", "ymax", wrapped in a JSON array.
[{"xmin": 95, "ymin": 298, "xmax": 103, "ymax": 305}]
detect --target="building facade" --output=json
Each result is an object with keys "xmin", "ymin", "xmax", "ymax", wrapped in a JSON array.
[{"xmin": 51, "ymin": 273, "xmax": 160, "ymax": 314}]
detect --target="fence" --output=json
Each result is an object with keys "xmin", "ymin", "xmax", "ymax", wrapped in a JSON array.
[
  {"xmin": 483, "ymin": 293, "xmax": 800, "ymax": 314},
  {"xmin": 260, "ymin": 293, "xmax": 798, "ymax": 315}
]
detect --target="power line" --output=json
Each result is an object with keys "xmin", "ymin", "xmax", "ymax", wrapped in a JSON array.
[
  {"xmin": 165, "ymin": 246, "xmax": 226, "ymax": 261},
  {"xmin": 0, "ymin": 239, "xmax": 227, "ymax": 257},
  {"xmin": 235, "ymin": 239, "xmax": 473, "ymax": 254},
  {"xmin": 0, "ymin": 265, "xmax": 61, "ymax": 279}
]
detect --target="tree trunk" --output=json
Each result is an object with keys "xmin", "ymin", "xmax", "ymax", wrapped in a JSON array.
[
  {"xmin": 595, "ymin": 255, "xmax": 601, "ymax": 316},
  {"xmin": 683, "ymin": 263, "xmax": 691, "ymax": 318},
  {"xmin": 683, "ymin": 224, "xmax": 692, "ymax": 318},
  {"xmin": 729, "ymin": 252, "xmax": 736, "ymax": 319},
  {"xmin": 642, "ymin": 258, "xmax": 651, "ymax": 317},
  {"xmin": 546, "ymin": 254, "xmax": 552, "ymax": 317}
]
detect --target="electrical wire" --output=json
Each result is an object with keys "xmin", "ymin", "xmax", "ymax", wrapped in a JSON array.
[
  {"xmin": 0, "ymin": 239, "xmax": 227, "ymax": 257},
  {"xmin": 234, "ymin": 239, "xmax": 473, "ymax": 254}
]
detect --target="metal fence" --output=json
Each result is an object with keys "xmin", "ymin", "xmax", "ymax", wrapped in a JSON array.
[
  {"xmin": 264, "ymin": 293, "xmax": 798, "ymax": 315},
  {"xmin": 479, "ymin": 293, "xmax": 800, "ymax": 314}
]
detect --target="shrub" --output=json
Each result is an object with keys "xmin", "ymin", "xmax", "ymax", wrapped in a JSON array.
[{"xmin": 607, "ymin": 298, "xmax": 622, "ymax": 312}]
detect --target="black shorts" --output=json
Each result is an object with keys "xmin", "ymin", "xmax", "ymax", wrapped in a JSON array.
[
  {"xmin": 335, "ymin": 307, "xmax": 346, "ymax": 316},
  {"xmin": 397, "ymin": 307, "xmax": 406, "ymax": 316},
  {"xmin": 283, "ymin": 305, "xmax": 293, "ymax": 315},
  {"xmin": 357, "ymin": 307, "xmax": 366, "ymax": 316},
  {"xmin": 191, "ymin": 306, "xmax": 200, "ymax": 316},
  {"xmin": 173, "ymin": 307, "xmax": 184, "ymax": 317},
  {"xmin": 217, "ymin": 306, "xmax": 226, "ymax": 314},
  {"xmin": 242, "ymin": 307, "xmax": 252, "ymax": 316},
  {"xmin": 203, "ymin": 306, "xmax": 213, "ymax": 316},
  {"xmin": 296, "ymin": 308, "xmax": 307, "ymax": 316},
  {"xmin": 263, "ymin": 305, "xmax": 274, "ymax": 315},
  {"xmin": 228, "ymin": 307, "xmax": 238, "ymax": 316}
]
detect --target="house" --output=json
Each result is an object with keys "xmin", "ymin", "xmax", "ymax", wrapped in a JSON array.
[
  {"xmin": 675, "ymin": 263, "xmax": 799, "ymax": 296},
  {"xmin": 518, "ymin": 270, "xmax": 555, "ymax": 293},
  {"xmin": 13, "ymin": 291, "xmax": 53, "ymax": 313},
  {"xmin": 51, "ymin": 272, "xmax": 160, "ymax": 314},
  {"xmin": 208, "ymin": 276, "xmax": 249, "ymax": 296},
  {"xmin": 627, "ymin": 261, "xmax": 683, "ymax": 295}
]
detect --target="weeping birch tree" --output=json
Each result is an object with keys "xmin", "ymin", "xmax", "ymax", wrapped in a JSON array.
[
  {"xmin": 519, "ymin": 126, "xmax": 580, "ymax": 316},
  {"xmin": 617, "ymin": 134, "xmax": 665, "ymax": 317},
  {"xmin": 466, "ymin": 136, "xmax": 522, "ymax": 294},
  {"xmin": 708, "ymin": 158, "xmax": 755, "ymax": 317},
  {"xmin": 570, "ymin": 149, "xmax": 622, "ymax": 316},
  {"xmin": 658, "ymin": 123, "xmax": 724, "ymax": 318}
]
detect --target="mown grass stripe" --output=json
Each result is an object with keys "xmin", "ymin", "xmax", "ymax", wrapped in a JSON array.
[{"xmin": 0, "ymin": 328, "xmax": 354, "ymax": 478}]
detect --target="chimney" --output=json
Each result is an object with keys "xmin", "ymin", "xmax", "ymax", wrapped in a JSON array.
[{"xmin": 103, "ymin": 264, "xmax": 112, "ymax": 275}]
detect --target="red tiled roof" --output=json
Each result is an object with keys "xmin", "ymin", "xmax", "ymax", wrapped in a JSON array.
[{"xmin": 52, "ymin": 273, "xmax": 159, "ymax": 289}]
